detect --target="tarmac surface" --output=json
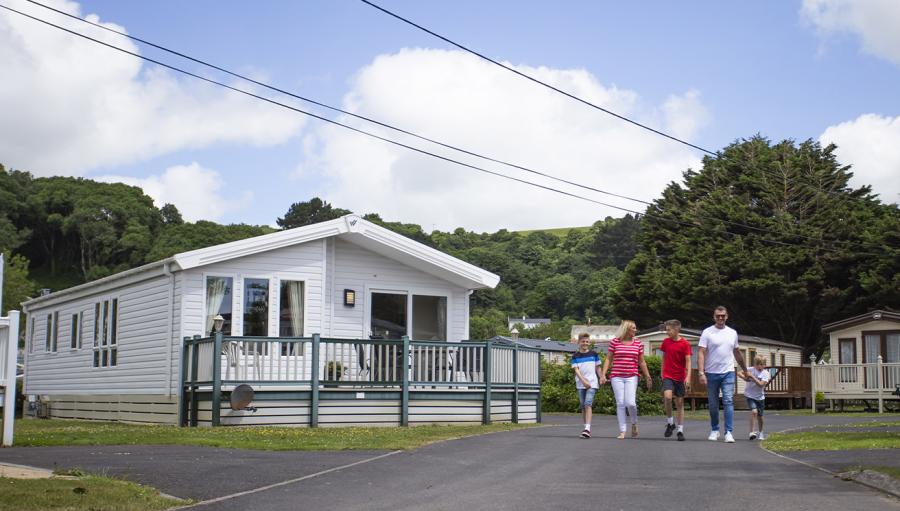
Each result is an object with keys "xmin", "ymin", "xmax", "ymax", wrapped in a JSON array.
[{"xmin": 0, "ymin": 412, "xmax": 897, "ymax": 510}]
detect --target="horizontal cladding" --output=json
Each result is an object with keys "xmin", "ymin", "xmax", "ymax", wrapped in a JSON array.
[
  {"xmin": 43, "ymin": 394, "xmax": 178, "ymax": 424},
  {"xmin": 25, "ymin": 274, "xmax": 175, "ymax": 396}
]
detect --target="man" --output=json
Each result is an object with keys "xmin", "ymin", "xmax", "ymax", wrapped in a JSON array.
[{"xmin": 697, "ymin": 306, "xmax": 747, "ymax": 443}]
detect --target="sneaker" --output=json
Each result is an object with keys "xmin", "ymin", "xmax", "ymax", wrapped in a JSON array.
[
  {"xmin": 580, "ymin": 429, "xmax": 591, "ymax": 439},
  {"xmin": 708, "ymin": 430, "xmax": 720, "ymax": 442},
  {"xmin": 664, "ymin": 423, "xmax": 675, "ymax": 438},
  {"xmin": 749, "ymin": 431, "xmax": 758, "ymax": 441},
  {"xmin": 677, "ymin": 431, "xmax": 685, "ymax": 441},
  {"xmin": 758, "ymin": 432, "xmax": 766, "ymax": 441},
  {"xmin": 724, "ymin": 432, "xmax": 735, "ymax": 443}
]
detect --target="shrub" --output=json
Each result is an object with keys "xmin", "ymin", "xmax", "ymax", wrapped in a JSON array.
[{"xmin": 540, "ymin": 355, "xmax": 664, "ymax": 416}]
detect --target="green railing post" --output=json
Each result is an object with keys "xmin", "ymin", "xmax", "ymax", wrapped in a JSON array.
[
  {"xmin": 483, "ymin": 340, "xmax": 492, "ymax": 425},
  {"xmin": 537, "ymin": 355, "xmax": 542, "ymax": 423},
  {"xmin": 310, "ymin": 334, "xmax": 320, "ymax": 427},
  {"xmin": 179, "ymin": 337, "xmax": 190, "ymax": 426},
  {"xmin": 211, "ymin": 332, "xmax": 223, "ymax": 426},
  {"xmin": 401, "ymin": 336, "xmax": 410, "ymax": 426},
  {"xmin": 189, "ymin": 335, "xmax": 200, "ymax": 427},
  {"xmin": 512, "ymin": 344, "xmax": 519, "ymax": 424}
]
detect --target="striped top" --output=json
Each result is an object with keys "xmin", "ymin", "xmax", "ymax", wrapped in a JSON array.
[{"xmin": 608, "ymin": 337, "xmax": 643, "ymax": 378}]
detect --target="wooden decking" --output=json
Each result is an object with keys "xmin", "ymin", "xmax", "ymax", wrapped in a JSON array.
[{"xmin": 684, "ymin": 366, "xmax": 811, "ymax": 410}]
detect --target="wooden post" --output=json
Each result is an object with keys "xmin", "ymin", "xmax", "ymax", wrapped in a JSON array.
[
  {"xmin": 877, "ymin": 355, "xmax": 884, "ymax": 414},
  {"xmin": 512, "ymin": 344, "xmax": 519, "ymax": 424},
  {"xmin": 179, "ymin": 337, "xmax": 191, "ymax": 426},
  {"xmin": 2, "ymin": 311, "xmax": 20, "ymax": 446},
  {"xmin": 189, "ymin": 335, "xmax": 200, "ymax": 426},
  {"xmin": 483, "ymin": 341, "xmax": 492, "ymax": 425},
  {"xmin": 211, "ymin": 332, "xmax": 223, "ymax": 427},
  {"xmin": 310, "ymin": 334, "xmax": 320, "ymax": 427},
  {"xmin": 809, "ymin": 354, "xmax": 817, "ymax": 414},
  {"xmin": 401, "ymin": 336, "xmax": 410, "ymax": 426}
]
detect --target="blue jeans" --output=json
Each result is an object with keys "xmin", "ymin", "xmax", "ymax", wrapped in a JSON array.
[
  {"xmin": 577, "ymin": 388, "xmax": 597, "ymax": 410},
  {"xmin": 706, "ymin": 371, "xmax": 735, "ymax": 433}
]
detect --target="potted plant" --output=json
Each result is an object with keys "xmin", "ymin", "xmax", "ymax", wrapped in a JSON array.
[
  {"xmin": 324, "ymin": 361, "xmax": 346, "ymax": 387},
  {"xmin": 815, "ymin": 391, "xmax": 826, "ymax": 412}
]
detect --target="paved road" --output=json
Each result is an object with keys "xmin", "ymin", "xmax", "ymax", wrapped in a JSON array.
[{"xmin": 1, "ymin": 412, "xmax": 897, "ymax": 510}]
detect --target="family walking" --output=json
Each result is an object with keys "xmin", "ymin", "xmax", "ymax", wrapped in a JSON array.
[{"xmin": 573, "ymin": 306, "xmax": 768, "ymax": 442}]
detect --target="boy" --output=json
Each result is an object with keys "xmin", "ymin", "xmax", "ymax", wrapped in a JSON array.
[
  {"xmin": 744, "ymin": 356, "xmax": 771, "ymax": 440},
  {"xmin": 660, "ymin": 319, "xmax": 692, "ymax": 441},
  {"xmin": 571, "ymin": 332, "xmax": 602, "ymax": 438}
]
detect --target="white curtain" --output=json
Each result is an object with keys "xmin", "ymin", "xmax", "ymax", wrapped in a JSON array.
[
  {"xmin": 287, "ymin": 281, "xmax": 303, "ymax": 337},
  {"xmin": 205, "ymin": 277, "xmax": 227, "ymax": 335}
]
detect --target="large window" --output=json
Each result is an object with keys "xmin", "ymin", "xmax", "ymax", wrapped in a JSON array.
[
  {"xmin": 93, "ymin": 299, "xmax": 118, "ymax": 367},
  {"xmin": 279, "ymin": 280, "xmax": 304, "ymax": 337},
  {"xmin": 370, "ymin": 292, "xmax": 407, "ymax": 339},
  {"xmin": 243, "ymin": 278, "xmax": 269, "ymax": 336},
  {"xmin": 412, "ymin": 295, "xmax": 447, "ymax": 341},
  {"xmin": 370, "ymin": 292, "xmax": 449, "ymax": 341},
  {"xmin": 205, "ymin": 276, "xmax": 233, "ymax": 336}
]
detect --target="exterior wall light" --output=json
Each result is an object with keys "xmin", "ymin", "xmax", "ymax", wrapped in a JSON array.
[{"xmin": 344, "ymin": 289, "xmax": 356, "ymax": 307}]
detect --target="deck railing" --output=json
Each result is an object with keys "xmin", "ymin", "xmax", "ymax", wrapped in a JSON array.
[
  {"xmin": 181, "ymin": 334, "xmax": 541, "ymax": 426},
  {"xmin": 811, "ymin": 357, "xmax": 900, "ymax": 413}
]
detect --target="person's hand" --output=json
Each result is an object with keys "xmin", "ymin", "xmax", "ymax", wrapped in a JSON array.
[
  {"xmin": 645, "ymin": 377, "xmax": 653, "ymax": 391},
  {"xmin": 581, "ymin": 377, "xmax": 591, "ymax": 388},
  {"xmin": 684, "ymin": 380, "xmax": 692, "ymax": 392},
  {"xmin": 738, "ymin": 370, "xmax": 747, "ymax": 380},
  {"xmin": 599, "ymin": 375, "xmax": 607, "ymax": 386},
  {"xmin": 699, "ymin": 373, "xmax": 707, "ymax": 385}
]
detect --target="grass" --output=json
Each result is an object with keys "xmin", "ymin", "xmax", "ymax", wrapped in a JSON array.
[
  {"xmin": 866, "ymin": 466, "xmax": 900, "ymax": 480},
  {"xmin": 762, "ymin": 431, "xmax": 900, "ymax": 452},
  {"xmin": 516, "ymin": 226, "xmax": 590, "ymax": 237},
  {"xmin": 0, "ymin": 476, "xmax": 182, "ymax": 511},
  {"xmin": 15, "ymin": 419, "xmax": 537, "ymax": 451}
]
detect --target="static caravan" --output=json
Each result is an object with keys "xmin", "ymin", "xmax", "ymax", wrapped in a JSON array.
[
  {"xmin": 22, "ymin": 215, "xmax": 541, "ymax": 427},
  {"xmin": 819, "ymin": 310, "xmax": 900, "ymax": 409}
]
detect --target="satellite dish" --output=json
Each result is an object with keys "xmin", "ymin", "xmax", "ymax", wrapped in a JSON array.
[{"xmin": 230, "ymin": 384, "xmax": 256, "ymax": 411}]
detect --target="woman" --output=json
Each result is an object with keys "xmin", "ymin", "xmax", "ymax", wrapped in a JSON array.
[{"xmin": 600, "ymin": 320, "xmax": 653, "ymax": 438}]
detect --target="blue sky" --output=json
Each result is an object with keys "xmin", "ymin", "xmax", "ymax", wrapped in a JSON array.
[{"xmin": 1, "ymin": 0, "xmax": 898, "ymax": 231}]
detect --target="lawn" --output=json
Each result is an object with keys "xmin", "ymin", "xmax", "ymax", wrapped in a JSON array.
[
  {"xmin": 0, "ymin": 476, "xmax": 182, "ymax": 511},
  {"xmin": 15, "ymin": 419, "xmax": 537, "ymax": 451},
  {"xmin": 762, "ymin": 431, "xmax": 900, "ymax": 452}
]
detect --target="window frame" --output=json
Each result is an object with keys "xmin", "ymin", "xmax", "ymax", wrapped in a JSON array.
[
  {"xmin": 364, "ymin": 286, "xmax": 452, "ymax": 341},
  {"xmin": 70, "ymin": 311, "xmax": 83, "ymax": 350},
  {"xmin": 861, "ymin": 330, "xmax": 900, "ymax": 363},
  {"xmin": 92, "ymin": 297, "xmax": 120, "ymax": 368},
  {"xmin": 202, "ymin": 273, "xmax": 236, "ymax": 337},
  {"xmin": 838, "ymin": 338, "xmax": 857, "ymax": 364}
]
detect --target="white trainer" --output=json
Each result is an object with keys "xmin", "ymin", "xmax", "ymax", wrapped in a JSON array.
[
  {"xmin": 724, "ymin": 432, "xmax": 735, "ymax": 443},
  {"xmin": 758, "ymin": 432, "xmax": 766, "ymax": 441},
  {"xmin": 707, "ymin": 430, "xmax": 720, "ymax": 441},
  {"xmin": 749, "ymin": 431, "xmax": 758, "ymax": 440}
]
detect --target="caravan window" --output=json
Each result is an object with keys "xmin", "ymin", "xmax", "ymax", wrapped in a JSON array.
[{"xmin": 204, "ymin": 276, "xmax": 233, "ymax": 336}]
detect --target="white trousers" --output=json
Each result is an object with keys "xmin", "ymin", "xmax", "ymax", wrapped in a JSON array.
[{"xmin": 611, "ymin": 376, "xmax": 638, "ymax": 432}]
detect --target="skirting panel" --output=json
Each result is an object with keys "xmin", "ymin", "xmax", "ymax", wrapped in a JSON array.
[{"xmin": 44, "ymin": 395, "xmax": 178, "ymax": 424}]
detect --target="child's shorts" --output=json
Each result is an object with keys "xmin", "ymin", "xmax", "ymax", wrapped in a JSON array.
[
  {"xmin": 746, "ymin": 397, "xmax": 765, "ymax": 415},
  {"xmin": 578, "ymin": 388, "xmax": 597, "ymax": 409},
  {"xmin": 662, "ymin": 378, "xmax": 686, "ymax": 397}
]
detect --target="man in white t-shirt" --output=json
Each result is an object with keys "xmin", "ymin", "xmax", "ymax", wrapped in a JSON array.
[{"xmin": 697, "ymin": 306, "xmax": 748, "ymax": 443}]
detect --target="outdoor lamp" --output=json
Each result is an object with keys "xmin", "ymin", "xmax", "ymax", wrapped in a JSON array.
[
  {"xmin": 213, "ymin": 314, "xmax": 225, "ymax": 333},
  {"xmin": 343, "ymin": 289, "xmax": 355, "ymax": 307}
]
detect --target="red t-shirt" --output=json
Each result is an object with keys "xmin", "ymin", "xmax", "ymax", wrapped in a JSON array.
[
  {"xmin": 661, "ymin": 337, "xmax": 692, "ymax": 381},
  {"xmin": 608, "ymin": 337, "xmax": 643, "ymax": 378}
]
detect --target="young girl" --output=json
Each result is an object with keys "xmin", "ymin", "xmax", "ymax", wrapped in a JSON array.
[{"xmin": 600, "ymin": 320, "xmax": 653, "ymax": 438}]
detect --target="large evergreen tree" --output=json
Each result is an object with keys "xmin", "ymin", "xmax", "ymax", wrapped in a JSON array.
[{"xmin": 616, "ymin": 137, "xmax": 900, "ymax": 351}]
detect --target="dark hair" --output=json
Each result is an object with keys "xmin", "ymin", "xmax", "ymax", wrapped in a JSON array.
[
  {"xmin": 714, "ymin": 306, "xmax": 728, "ymax": 314},
  {"xmin": 664, "ymin": 319, "xmax": 681, "ymax": 329},
  {"xmin": 578, "ymin": 332, "xmax": 591, "ymax": 340}
]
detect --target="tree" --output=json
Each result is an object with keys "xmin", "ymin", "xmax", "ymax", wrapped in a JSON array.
[
  {"xmin": 616, "ymin": 137, "xmax": 900, "ymax": 350},
  {"xmin": 1, "ymin": 254, "xmax": 36, "ymax": 316},
  {"xmin": 277, "ymin": 197, "xmax": 350, "ymax": 229},
  {"xmin": 160, "ymin": 203, "xmax": 184, "ymax": 225}
]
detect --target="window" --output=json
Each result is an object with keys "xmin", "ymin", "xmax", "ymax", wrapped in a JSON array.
[
  {"xmin": 412, "ymin": 295, "xmax": 447, "ymax": 341},
  {"xmin": 862, "ymin": 331, "xmax": 900, "ymax": 363},
  {"xmin": 29, "ymin": 317, "xmax": 35, "ymax": 353},
  {"xmin": 838, "ymin": 338, "xmax": 856, "ymax": 364},
  {"xmin": 370, "ymin": 292, "xmax": 407, "ymax": 339},
  {"xmin": 370, "ymin": 292, "xmax": 449, "ymax": 341},
  {"xmin": 780, "ymin": 354, "xmax": 786, "ymax": 366},
  {"xmin": 749, "ymin": 349, "xmax": 757, "ymax": 365},
  {"xmin": 279, "ymin": 280, "xmax": 304, "ymax": 355},
  {"xmin": 93, "ymin": 299, "xmax": 118, "ymax": 367},
  {"xmin": 46, "ymin": 312, "xmax": 58, "ymax": 352},
  {"xmin": 70, "ymin": 312, "xmax": 82, "ymax": 349},
  {"xmin": 770, "ymin": 352, "xmax": 776, "ymax": 366},
  {"xmin": 204, "ymin": 276, "xmax": 233, "ymax": 336},
  {"xmin": 243, "ymin": 278, "xmax": 269, "ymax": 336}
]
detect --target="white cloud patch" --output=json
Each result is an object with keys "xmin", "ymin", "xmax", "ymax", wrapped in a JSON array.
[
  {"xmin": 299, "ymin": 48, "xmax": 707, "ymax": 231},
  {"xmin": 819, "ymin": 113, "xmax": 900, "ymax": 204},
  {"xmin": 801, "ymin": 0, "xmax": 900, "ymax": 65},
  {"xmin": 96, "ymin": 163, "xmax": 251, "ymax": 222},
  {"xmin": 0, "ymin": 0, "xmax": 304, "ymax": 176}
]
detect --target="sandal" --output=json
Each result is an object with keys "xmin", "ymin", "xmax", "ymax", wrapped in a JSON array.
[
  {"xmin": 616, "ymin": 432, "xmax": 626, "ymax": 439},
  {"xmin": 631, "ymin": 424, "xmax": 639, "ymax": 438}
]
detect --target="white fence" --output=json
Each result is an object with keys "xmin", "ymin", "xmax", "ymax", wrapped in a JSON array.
[
  {"xmin": 812, "ymin": 358, "xmax": 900, "ymax": 413},
  {"xmin": 0, "ymin": 311, "xmax": 20, "ymax": 446}
]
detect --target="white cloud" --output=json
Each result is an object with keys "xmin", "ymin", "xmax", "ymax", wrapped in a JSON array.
[
  {"xmin": 299, "ymin": 48, "xmax": 707, "ymax": 231},
  {"xmin": 0, "ymin": 0, "xmax": 304, "ymax": 176},
  {"xmin": 801, "ymin": 0, "xmax": 900, "ymax": 65},
  {"xmin": 96, "ymin": 163, "xmax": 251, "ymax": 222},
  {"xmin": 819, "ymin": 113, "xmax": 900, "ymax": 203}
]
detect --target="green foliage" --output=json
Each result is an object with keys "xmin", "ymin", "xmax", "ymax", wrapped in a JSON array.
[
  {"xmin": 1, "ymin": 253, "xmax": 36, "ymax": 316},
  {"xmin": 0, "ymin": 475, "xmax": 181, "ymax": 511},
  {"xmin": 540, "ymin": 356, "xmax": 664, "ymax": 415},
  {"xmin": 277, "ymin": 197, "xmax": 351, "ymax": 229},
  {"xmin": 617, "ymin": 137, "xmax": 900, "ymax": 350},
  {"xmin": 145, "ymin": 221, "xmax": 275, "ymax": 262}
]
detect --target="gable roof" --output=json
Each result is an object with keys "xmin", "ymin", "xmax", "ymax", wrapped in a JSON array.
[
  {"xmin": 491, "ymin": 336, "xmax": 579, "ymax": 353},
  {"xmin": 821, "ymin": 310, "xmax": 900, "ymax": 333},
  {"xmin": 23, "ymin": 215, "xmax": 499, "ymax": 309}
]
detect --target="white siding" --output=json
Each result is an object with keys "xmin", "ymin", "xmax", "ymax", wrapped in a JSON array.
[
  {"xmin": 25, "ymin": 274, "xmax": 174, "ymax": 395},
  {"xmin": 329, "ymin": 238, "xmax": 470, "ymax": 341}
]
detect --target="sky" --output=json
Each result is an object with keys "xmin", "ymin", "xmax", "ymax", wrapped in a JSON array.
[{"xmin": 1, "ymin": 0, "xmax": 898, "ymax": 232}]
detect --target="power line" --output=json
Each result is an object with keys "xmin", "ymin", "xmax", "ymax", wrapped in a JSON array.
[
  {"xmin": 0, "ymin": 3, "xmax": 887, "ymax": 258},
  {"xmin": 359, "ymin": 0, "xmax": 894, "ymax": 210},
  {"xmin": 19, "ymin": 0, "xmax": 893, "ymax": 252}
]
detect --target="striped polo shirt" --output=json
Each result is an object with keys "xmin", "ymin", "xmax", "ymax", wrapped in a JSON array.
[{"xmin": 608, "ymin": 337, "xmax": 643, "ymax": 378}]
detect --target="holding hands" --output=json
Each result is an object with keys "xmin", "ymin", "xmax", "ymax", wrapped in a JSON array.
[{"xmin": 598, "ymin": 374, "xmax": 607, "ymax": 386}]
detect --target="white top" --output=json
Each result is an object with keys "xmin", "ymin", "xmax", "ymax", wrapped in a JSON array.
[
  {"xmin": 571, "ymin": 351, "xmax": 602, "ymax": 389},
  {"xmin": 744, "ymin": 367, "xmax": 771, "ymax": 400},
  {"xmin": 698, "ymin": 325, "xmax": 740, "ymax": 374}
]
